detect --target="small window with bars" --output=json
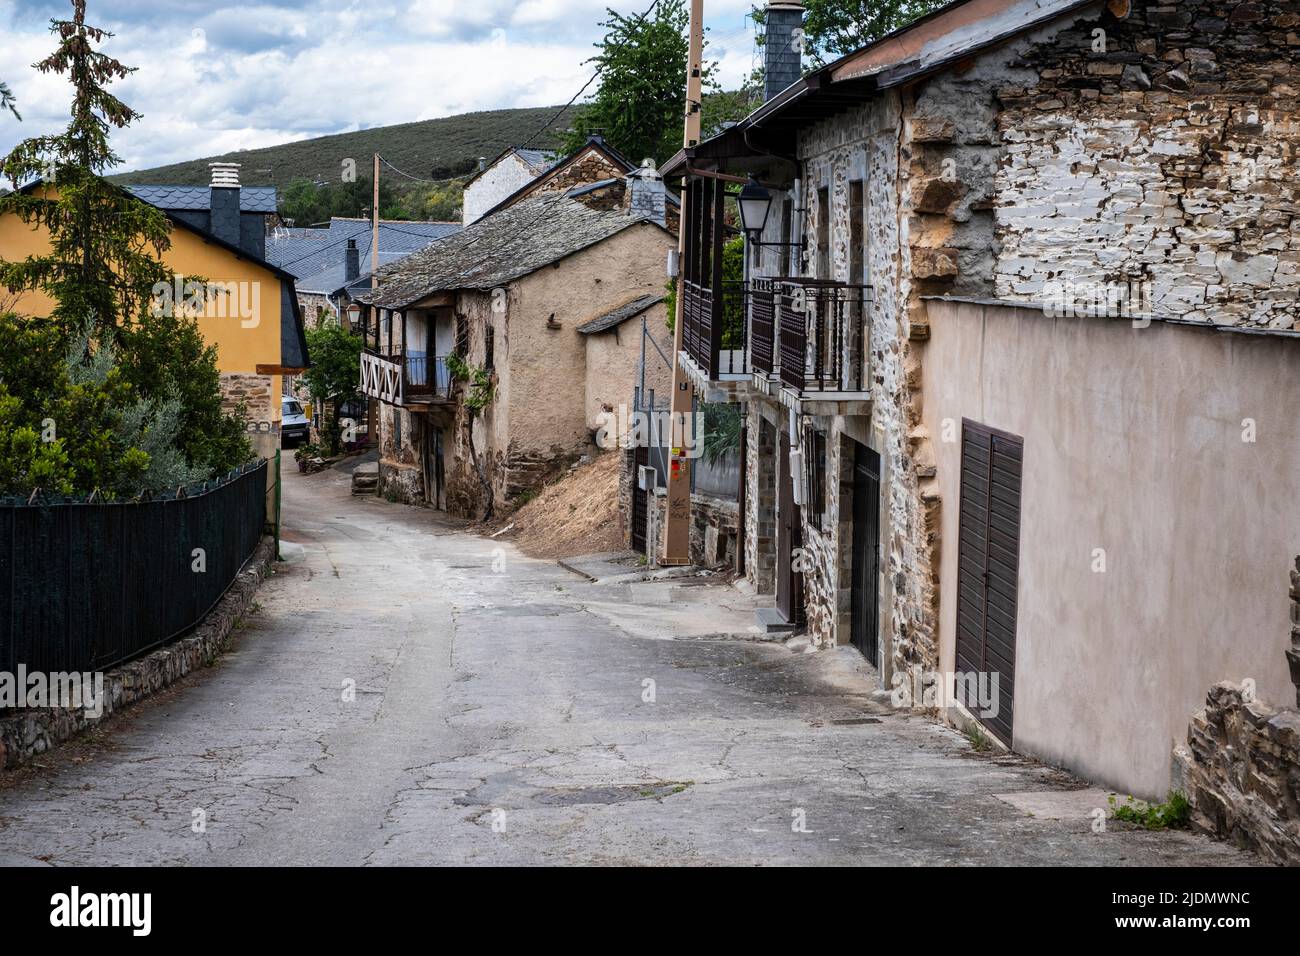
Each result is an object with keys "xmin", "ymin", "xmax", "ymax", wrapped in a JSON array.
[{"xmin": 804, "ymin": 425, "xmax": 829, "ymax": 530}]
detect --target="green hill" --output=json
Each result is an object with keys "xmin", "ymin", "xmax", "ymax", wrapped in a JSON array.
[{"xmin": 111, "ymin": 104, "xmax": 578, "ymax": 189}]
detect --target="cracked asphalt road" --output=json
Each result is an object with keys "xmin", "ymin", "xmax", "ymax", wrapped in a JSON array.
[{"xmin": 0, "ymin": 465, "xmax": 1254, "ymax": 866}]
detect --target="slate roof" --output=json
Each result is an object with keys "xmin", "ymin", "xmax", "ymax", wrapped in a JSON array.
[
  {"xmin": 266, "ymin": 218, "xmax": 461, "ymax": 285},
  {"xmin": 126, "ymin": 184, "xmax": 279, "ymax": 213},
  {"xmin": 577, "ymin": 294, "xmax": 665, "ymax": 334},
  {"xmin": 359, "ymin": 192, "xmax": 667, "ymax": 310}
]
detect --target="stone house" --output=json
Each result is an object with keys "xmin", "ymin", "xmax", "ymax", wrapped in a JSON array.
[
  {"xmin": 663, "ymin": 0, "xmax": 1300, "ymax": 808},
  {"xmin": 462, "ymin": 147, "xmax": 557, "ymax": 225},
  {"xmin": 354, "ymin": 160, "xmax": 675, "ymax": 515}
]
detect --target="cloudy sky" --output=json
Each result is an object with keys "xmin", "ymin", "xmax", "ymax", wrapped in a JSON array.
[{"xmin": 0, "ymin": 0, "xmax": 761, "ymax": 173}]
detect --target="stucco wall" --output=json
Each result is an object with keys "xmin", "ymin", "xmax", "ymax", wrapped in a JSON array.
[
  {"xmin": 923, "ymin": 298, "xmax": 1300, "ymax": 797},
  {"xmin": 583, "ymin": 303, "xmax": 672, "ymax": 432},
  {"xmin": 508, "ymin": 222, "xmax": 674, "ymax": 461}
]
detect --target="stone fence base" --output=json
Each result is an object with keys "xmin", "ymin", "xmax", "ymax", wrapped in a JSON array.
[
  {"xmin": 0, "ymin": 536, "xmax": 276, "ymax": 773},
  {"xmin": 1175, "ymin": 682, "xmax": 1300, "ymax": 865}
]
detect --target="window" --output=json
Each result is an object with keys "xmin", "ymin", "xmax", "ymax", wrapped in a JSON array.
[
  {"xmin": 780, "ymin": 198, "xmax": 793, "ymax": 277},
  {"xmin": 804, "ymin": 425, "xmax": 829, "ymax": 530},
  {"xmin": 850, "ymin": 180, "xmax": 865, "ymax": 285},
  {"xmin": 455, "ymin": 312, "xmax": 469, "ymax": 356},
  {"xmin": 484, "ymin": 323, "xmax": 495, "ymax": 370},
  {"xmin": 817, "ymin": 187, "xmax": 830, "ymax": 280}
]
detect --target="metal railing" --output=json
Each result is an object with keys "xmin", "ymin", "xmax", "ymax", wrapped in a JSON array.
[
  {"xmin": 750, "ymin": 278, "xmax": 872, "ymax": 394},
  {"xmin": 404, "ymin": 355, "xmax": 453, "ymax": 401},
  {"xmin": 0, "ymin": 460, "xmax": 268, "ymax": 676}
]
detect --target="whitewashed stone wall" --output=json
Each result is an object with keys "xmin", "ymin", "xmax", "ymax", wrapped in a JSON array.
[{"xmin": 994, "ymin": 0, "xmax": 1300, "ymax": 330}]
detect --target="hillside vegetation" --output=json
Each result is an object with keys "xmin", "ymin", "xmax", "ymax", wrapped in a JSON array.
[{"xmin": 111, "ymin": 104, "xmax": 578, "ymax": 189}]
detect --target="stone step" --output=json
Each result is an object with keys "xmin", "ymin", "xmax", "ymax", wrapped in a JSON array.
[{"xmin": 754, "ymin": 606, "xmax": 797, "ymax": 634}]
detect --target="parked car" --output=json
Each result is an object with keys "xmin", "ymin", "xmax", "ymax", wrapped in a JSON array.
[{"xmin": 281, "ymin": 397, "xmax": 310, "ymax": 447}]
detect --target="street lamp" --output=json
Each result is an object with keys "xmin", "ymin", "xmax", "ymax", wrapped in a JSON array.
[{"xmin": 737, "ymin": 177, "xmax": 773, "ymax": 240}]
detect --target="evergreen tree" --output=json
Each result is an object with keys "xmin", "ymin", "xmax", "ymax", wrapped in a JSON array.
[
  {"xmin": 560, "ymin": 0, "xmax": 721, "ymax": 167},
  {"xmin": 0, "ymin": 81, "xmax": 18, "ymax": 120},
  {"xmin": 0, "ymin": 0, "xmax": 171, "ymax": 333}
]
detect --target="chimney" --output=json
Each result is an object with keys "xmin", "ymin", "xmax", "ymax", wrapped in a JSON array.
[
  {"xmin": 626, "ymin": 158, "xmax": 666, "ymax": 227},
  {"xmin": 345, "ymin": 238, "xmax": 360, "ymax": 283},
  {"xmin": 478, "ymin": 156, "xmax": 487, "ymax": 172},
  {"xmin": 764, "ymin": 1, "xmax": 806, "ymax": 102},
  {"xmin": 209, "ymin": 162, "xmax": 242, "ymax": 247}
]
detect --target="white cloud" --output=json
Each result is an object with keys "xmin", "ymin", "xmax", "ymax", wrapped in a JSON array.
[{"xmin": 0, "ymin": 0, "xmax": 760, "ymax": 175}]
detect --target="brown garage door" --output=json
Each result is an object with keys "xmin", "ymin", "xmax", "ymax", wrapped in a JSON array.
[{"xmin": 954, "ymin": 420, "xmax": 1023, "ymax": 745}]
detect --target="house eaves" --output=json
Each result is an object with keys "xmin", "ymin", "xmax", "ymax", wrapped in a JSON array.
[
  {"xmin": 576, "ymin": 294, "xmax": 665, "ymax": 335},
  {"xmin": 358, "ymin": 192, "xmax": 669, "ymax": 311}
]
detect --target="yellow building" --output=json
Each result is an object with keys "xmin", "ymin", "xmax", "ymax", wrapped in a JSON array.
[{"xmin": 0, "ymin": 164, "xmax": 310, "ymax": 462}]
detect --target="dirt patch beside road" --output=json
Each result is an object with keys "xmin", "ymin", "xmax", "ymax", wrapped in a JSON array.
[{"xmin": 483, "ymin": 451, "xmax": 624, "ymax": 559}]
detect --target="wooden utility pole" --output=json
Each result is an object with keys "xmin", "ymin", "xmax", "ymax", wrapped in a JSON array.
[
  {"xmin": 661, "ymin": 0, "xmax": 705, "ymax": 566},
  {"xmin": 372, "ymin": 153, "xmax": 381, "ymax": 283},
  {"xmin": 368, "ymin": 153, "xmax": 381, "ymax": 447}
]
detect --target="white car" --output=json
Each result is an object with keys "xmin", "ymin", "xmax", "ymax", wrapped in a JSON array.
[{"xmin": 281, "ymin": 397, "xmax": 310, "ymax": 447}]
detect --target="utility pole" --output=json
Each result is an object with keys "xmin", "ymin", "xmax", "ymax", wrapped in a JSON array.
[
  {"xmin": 368, "ymin": 153, "xmax": 381, "ymax": 449},
  {"xmin": 661, "ymin": 0, "xmax": 704, "ymax": 566},
  {"xmin": 371, "ymin": 153, "xmax": 381, "ymax": 284}
]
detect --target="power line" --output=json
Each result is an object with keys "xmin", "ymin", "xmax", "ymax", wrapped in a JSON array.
[{"xmin": 377, "ymin": 154, "xmax": 473, "ymax": 187}]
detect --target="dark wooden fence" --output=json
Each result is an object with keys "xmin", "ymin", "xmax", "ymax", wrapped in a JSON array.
[{"xmin": 0, "ymin": 459, "xmax": 268, "ymax": 674}]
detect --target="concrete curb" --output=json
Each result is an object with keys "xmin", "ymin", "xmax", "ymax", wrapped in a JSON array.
[{"xmin": 0, "ymin": 536, "xmax": 277, "ymax": 773}]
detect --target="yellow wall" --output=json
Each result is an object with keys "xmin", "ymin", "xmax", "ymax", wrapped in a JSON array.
[{"xmin": 0, "ymin": 198, "xmax": 287, "ymax": 378}]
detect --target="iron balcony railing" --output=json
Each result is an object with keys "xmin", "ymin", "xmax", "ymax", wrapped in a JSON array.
[
  {"xmin": 749, "ymin": 278, "xmax": 873, "ymax": 394},
  {"xmin": 404, "ymin": 355, "xmax": 453, "ymax": 402},
  {"xmin": 681, "ymin": 279, "xmax": 748, "ymax": 379}
]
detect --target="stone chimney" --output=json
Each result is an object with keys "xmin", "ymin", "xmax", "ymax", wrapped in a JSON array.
[
  {"xmin": 764, "ymin": 1, "xmax": 806, "ymax": 102},
  {"xmin": 345, "ymin": 238, "xmax": 360, "ymax": 284},
  {"xmin": 208, "ymin": 162, "xmax": 242, "ymax": 247},
  {"xmin": 626, "ymin": 159, "xmax": 666, "ymax": 227}
]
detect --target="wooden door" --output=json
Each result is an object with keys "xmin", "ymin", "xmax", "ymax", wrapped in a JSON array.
[
  {"xmin": 776, "ymin": 428, "xmax": 804, "ymax": 625},
  {"xmin": 954, "ymin": 420, "xmax": 1023, "ymax": 745},
  {"xmin": 850, "ymin": 440, "xmax": 882, "ymax": 664}
]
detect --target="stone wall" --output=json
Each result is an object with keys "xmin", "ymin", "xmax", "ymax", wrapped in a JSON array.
[
  {"xmin": 1176, "ymin": 681, "xmax": 1300, "ymax": 864},
  {"xmin": 995, "ymin": 0, "xmax": 1300, "ymax": 329},
  {"xmin": 743, "ymin": 405, "xmax": 777, "ymax": 594},
  {"xmin": 1174, "ymin": 566, "xmax": 1300, "ymax": 864},
  {"xmin": 0, "ymin": 537, "xmax": 275, "ymax": 773},
  {"xmin": 690, "ymin": 492, "xmax": 740, "ymax": 569},
  {"xmin": 220, "ymin": 372, "xmax": 273, "ymax": 421}
]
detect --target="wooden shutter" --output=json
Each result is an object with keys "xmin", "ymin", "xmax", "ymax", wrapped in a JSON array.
[{"xmin": 954, "ymin": 420, "xmax": 1022, "ymax": 745}]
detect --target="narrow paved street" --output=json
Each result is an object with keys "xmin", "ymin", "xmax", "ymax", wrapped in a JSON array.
[{"xmin": 0, "ymin": 465, "xmax": 1252, "ymax": 866}]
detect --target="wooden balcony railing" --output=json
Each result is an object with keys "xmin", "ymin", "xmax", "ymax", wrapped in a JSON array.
[
  {"xmin": 682, "ymin": 279, "xmax": 749, "ymax": 380},
  {"xmin": 360, "ymin": 351, "xmax": 455, "ymax": 406},
  {"xmin": 749, "ymin": 278, "xmax": 872, "ymax": 394}
]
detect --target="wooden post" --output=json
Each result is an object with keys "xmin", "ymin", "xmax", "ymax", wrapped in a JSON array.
[{"xmin": 661, "ymin": 0, "xmax": 705, "ymax": 566}]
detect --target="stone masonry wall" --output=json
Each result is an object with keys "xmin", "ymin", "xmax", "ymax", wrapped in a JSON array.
[
  {"xmin": 0, "ymin": 537, "xmax": 275, "ymax": 772},
  {"xmin": 1173, "ymin": 557, "xmax": 1300, "ymax": 864},
  {"xmin": 995, "ymin": 0, "xmax": 1300, "ymax": 329},
  {"xmin": 743, "ymin": 405, "xmax": 777, "ymax": 594},
  {"xmin": 793, "ymin": 93, "xmax": 943, "ymax": 670}
]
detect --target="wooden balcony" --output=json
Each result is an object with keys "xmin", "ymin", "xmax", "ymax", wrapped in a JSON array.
[
  {"xmin": 750, "ymin": 278, "xmax": 872, "ymax": 396},
  {"xmin": 681, "ymin": 279, "xmax": 748, "ymax": 381},
  {"xmin": 360, "ymin": 351, "xmax": 454, "ymax": 406}
]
